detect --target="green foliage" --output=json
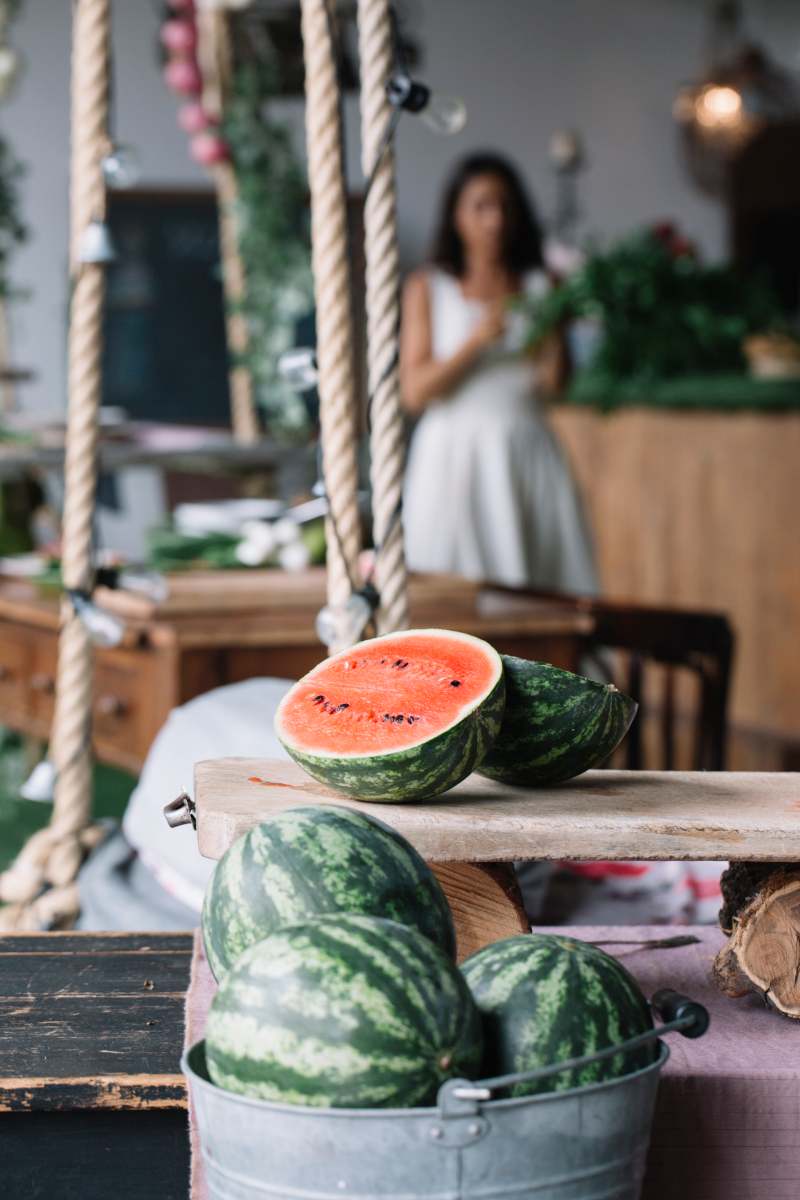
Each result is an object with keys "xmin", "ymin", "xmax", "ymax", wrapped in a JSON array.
[
  {"xmin": 0, "ymin": 131, "xmax": 26, "ymax": 299},
  {"xmin": 0, "ymin": 0, "xmax": 26, "ymax": 297},
  {"xmin": 526, "ymin": 227, "xmax": 783, "ymax": 386},
  {"xmin": 223, "ymin": 63, "xmax": 314, "ymax": 441}
]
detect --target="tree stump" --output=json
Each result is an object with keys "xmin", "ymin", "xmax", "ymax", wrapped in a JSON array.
[{"xmin": 713, "ymin": 862, "xmax": 800, "ymax": 1019}]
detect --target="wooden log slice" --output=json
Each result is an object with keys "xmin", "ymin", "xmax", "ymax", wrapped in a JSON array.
[
  {"xmin": 430, "ymin": 861, "xmax": 529, "ymax": 963},
  {"xmin": 714, "ymin": 866, "xmax": 800, "ymax": 1019}
]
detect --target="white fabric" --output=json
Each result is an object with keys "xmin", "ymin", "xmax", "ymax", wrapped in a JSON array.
[
  {"xmin": 122, "ymin": 676, "xmax": 294, "ymax": 908},
  {"xmin": 403, "ymin": 269, "xmax": 598, "ymax": 592}
]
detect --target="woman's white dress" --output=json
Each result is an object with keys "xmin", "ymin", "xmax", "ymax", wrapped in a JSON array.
[{"xmin": 403, "ymin": 268, "xmax": 598, "ymax": 592}]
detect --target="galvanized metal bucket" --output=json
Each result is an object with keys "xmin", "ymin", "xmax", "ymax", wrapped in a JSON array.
[{"xmin": 183, "ymin": 990, "xmax": 707, "ymax": 1200}]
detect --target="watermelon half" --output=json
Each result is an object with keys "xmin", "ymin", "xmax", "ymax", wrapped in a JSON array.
[
  {"xmin": 461, "ymin": 933, "xmax": 654, "ymax": 1097},
  {"xmin": 275, "ymin": 629, "xmax": 505, "ymax": 802},
  {"xmin": 478, "ymin": 657, "xmax": 637, "ymax": 786},
  {"xmin": 205, "ymin": 914, "xmax": 484, "ymax": 1108},
  {"xmin": 201, "ymin": 805, "xmax": 456, "ymax": 980}
]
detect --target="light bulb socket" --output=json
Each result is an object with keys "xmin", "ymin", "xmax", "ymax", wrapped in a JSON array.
[
  {"xmin": 68, "ymin": 588, "xmax": 125, "ymax": 647},
  {"xmin": 278, "ymin": 347, "xmax": 319, "ymax": 392},
  {"xmin": 387, "ymin": 71, "xmax": 431, "ymax": 114},
  {"xmin": 78, "ymin": 219, "xmax": 116, "ymax": 265}
]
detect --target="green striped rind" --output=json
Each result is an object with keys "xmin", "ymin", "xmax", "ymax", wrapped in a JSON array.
[
  {"xmin": 461, "ymin": 934, "xmax": 654, "ymax": 1097},
  {"xmin": 478, "ymin": 658, "xmax": 637, "ymax": 786},
  {"xmin": 274, "ymin": 629, "xmax": 505, "ymax": 804},
  {"xmin": 201, "ymin": 806, "xmax": 456, "ymax": 980},
  {"xmin": 279, "ymin": 674, "xmax": 505, "ymax": 803},
  {"xmin": 205, "ymin": 914, "xmax": 483, "ymax": 1108}
]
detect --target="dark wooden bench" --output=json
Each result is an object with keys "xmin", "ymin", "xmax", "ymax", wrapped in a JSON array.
[{"xmin": 0, "ymin": 931, "xmax": 192, "ymax": 1199}]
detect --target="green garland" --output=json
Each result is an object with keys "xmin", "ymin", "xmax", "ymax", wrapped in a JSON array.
[
  {"xmin": 0, "ymin": 137, "xmax": 25, "ymax": 298},
  {"xmin": 0, "ymin": 0, "xmax": 25, "ymax": 299},
  {"xmin": 223, "ymin": 63, "xmax": 314, "ymax": 441},
  {"xmin": 524, "ymin": 227, "xmax": 783, "ymax": 388}
]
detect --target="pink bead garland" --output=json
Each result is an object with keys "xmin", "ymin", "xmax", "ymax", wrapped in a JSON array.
[{"xmin": 160, "ymin": 3, "xmax": 231, "ymax": 162}]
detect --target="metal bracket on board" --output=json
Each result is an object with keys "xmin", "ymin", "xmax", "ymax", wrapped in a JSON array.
[{"xmin": 163, "ymin": 791, "xmax": 196, "ymax": 830}]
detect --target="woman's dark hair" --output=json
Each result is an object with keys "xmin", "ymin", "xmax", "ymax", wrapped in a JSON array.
[{"xmin": 430, "ymin": 152, "xmax": 544, "ymax": 277}]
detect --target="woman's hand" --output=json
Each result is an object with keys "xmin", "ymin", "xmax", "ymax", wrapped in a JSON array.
[
  {"xmin": 469, "ymin": 299, "xmax": 507, "ymax": 351},
  {"xmin": 400, "ymin": 272, "xmax": 502, "ymax": 416}
]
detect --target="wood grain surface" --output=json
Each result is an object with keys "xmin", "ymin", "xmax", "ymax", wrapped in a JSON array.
[
  {"xmin": 431, "ymin": 862, "xmax": 529, "ymax": 961},
  {"xmin": 0, "ymin": 932, "xmax": 192, "ymax": 1113},
  {"xmin": 195, "ymin": 758, "xmax": 800, "ymax": 864}
]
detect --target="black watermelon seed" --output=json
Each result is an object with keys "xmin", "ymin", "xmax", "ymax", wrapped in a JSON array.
[
  {"xmin": 450, "ymin": 680, "xmax": 461, "ymax": 687},
  {"xmin": 382, "ymin": 713, "xmax": 391, "ymax": 721},
  {"xmin": 312, "ymin": 694, "xmax": 325, "ymax": 703},
  {"xmin": 407, "ymin": 715, "xmax": 417, "ymax": 724},
  {"xmin": 394, "ymin": 714, "xmax": 404, "ymax": 723},
  {"xmin": 336, "ymin": 703, "xmax": 349, "ymax": 712}
]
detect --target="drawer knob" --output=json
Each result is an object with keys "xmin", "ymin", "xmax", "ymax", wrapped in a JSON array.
[
  {"xmin": 31, "ymin": 673, "xmax": 55, "ymax": 694},
  {"xmin": 97, "ymin": 693, "xmax": 127, "ymax": 718}
]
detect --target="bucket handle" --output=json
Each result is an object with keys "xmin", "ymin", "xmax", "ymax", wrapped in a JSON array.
[{"xmin": 447, "ymin": 989, "xmax": 709, "ymax": 1103}]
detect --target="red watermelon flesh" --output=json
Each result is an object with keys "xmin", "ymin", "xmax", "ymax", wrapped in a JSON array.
[{"xmin": 274, "ymin": 629, "xmax": 505, "ymax": 801}]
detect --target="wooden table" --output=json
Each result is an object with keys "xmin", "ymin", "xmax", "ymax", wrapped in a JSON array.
[
  {"xmin": 0, "ymin": 932, "xmax": 192, "ymax": 1200},
  {"xmin": 0, "ymin": 571, "xmax": 593, "ymax": 773}
]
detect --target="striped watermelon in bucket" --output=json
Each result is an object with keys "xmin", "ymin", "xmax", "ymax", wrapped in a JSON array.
[{"xmin": 201, "ymin": 805, "xmax": 457, "ymax": 980}]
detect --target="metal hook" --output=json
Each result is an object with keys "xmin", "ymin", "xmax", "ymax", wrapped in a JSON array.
[{"xmin": 163, "ymin": 791, "xmax": 196, "ymax": 830}]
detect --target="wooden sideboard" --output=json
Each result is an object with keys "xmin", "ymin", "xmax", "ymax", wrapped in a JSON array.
[{"xmin": 0, "ymin": 571, "xmax": 593, "ymax": 774}]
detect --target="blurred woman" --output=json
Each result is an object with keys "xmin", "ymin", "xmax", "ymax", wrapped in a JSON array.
[{"xmin": 400, "ymin": 152, "xmax": 596, "ymax": 592}]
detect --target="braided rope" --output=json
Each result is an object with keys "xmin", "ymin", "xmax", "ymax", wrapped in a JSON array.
[
  {"xmin": 358, "ymin": 0, "xmax": 409, "ymax": 636},
  {"xmin": 301, "ymin": 0, "xmax": 362, "ymax": 648},
  {"xmin": 0, "ymin": 0, "xmax": 110, "ymax": 929}
]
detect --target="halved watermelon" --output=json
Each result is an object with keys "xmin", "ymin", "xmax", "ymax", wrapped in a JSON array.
[{"xmin": 275, "ymin": 629, "xmax": 505, "ymax": 802}]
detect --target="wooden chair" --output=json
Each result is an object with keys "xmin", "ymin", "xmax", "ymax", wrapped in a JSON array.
[{"xmin": 492, "ymin": 587, "xmax": 735, "ymax": 770}]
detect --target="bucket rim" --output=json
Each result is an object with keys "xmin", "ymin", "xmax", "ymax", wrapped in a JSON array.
[{"xmin": 182, "ymin": 1038, "xmax": 668, "ymax": 1118}]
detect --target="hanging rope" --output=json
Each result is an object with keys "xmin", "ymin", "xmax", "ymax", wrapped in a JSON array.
[
  {"xmin": 301, "ymin": 0, "xmax": 362, "ymax": 651},
  {"xmin": 0, "ymin": 0, "xmax": 111, "ymax": 931},
  {"xmin": 195, "ymin": 6, "xmax": 260, "ymax": 445},
  {"xmin": 357, "ymin": 0, "xmax": 409, "ymax": 636}
]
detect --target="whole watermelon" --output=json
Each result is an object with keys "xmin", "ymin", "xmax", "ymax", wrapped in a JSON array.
[
  {"xmin": 202, "ymin": 805, "xmax": 456, "ymax": 980},
  {"xmin": 478, "ymin": 657, "xmax": 637, "ymax": 786},
  {"xmin": 205, "ymin": 914, "xmax": 483, "ymax": 1108},
  {"xmin": 461, "ymin": 934, "xmax": 654, "ymax": 1096}
]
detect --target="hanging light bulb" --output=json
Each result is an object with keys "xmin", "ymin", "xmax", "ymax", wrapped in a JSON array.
[
  {"xmin": 20, "ymin": 759, "xmax": 56, "ymax": 804},
  {"xmin": 315, "ymin": 592, "xmax": 374, "ymax": 649},
  {"xmin": 78, "ymin": 219, "xmax": 116, "ymax": 264},
  {"xmin": 0, "ymin": 45, "xmax": 20, "ymax": 100},
  {"xmin": 101, "ymin": 144, "xmax": 141, "ymax": 190},
  {"xmin": 116, "ymin": 567, "xmax": 169, "ymax": 605},
  {"xmin": 69, "ymin": 590, "xmax": 125, "ymax": 648},
  {"xmin": 694, "ymin": 83, "xmax": 743, "ymax": 128},
  {"xmin": 419, "ymin": 92, "xmax": 467, "ymax": 136},
  {"xmin": 278, "ymin": 347, "xmax": 318, "ymax": 391},
  {"xmin": 386, "ymin": 72, "xmax": 467, "ymax": 135}
]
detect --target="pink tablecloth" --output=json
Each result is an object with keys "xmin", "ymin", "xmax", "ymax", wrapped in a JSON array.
[{"xmin": 184, "ymin": 926, "xmax": 800, "ymax": 1200}]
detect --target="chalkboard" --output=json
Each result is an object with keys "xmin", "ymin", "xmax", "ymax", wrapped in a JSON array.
[{"xmin": 102, "ymin": 189, "xmax": 231, "ymax": 427}]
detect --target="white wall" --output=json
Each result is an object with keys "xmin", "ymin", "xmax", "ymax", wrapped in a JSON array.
[
  {"xmin": 4, "ymin": 0, "xmax": 800, "ymax": 413},
  {"xmin": 3, "ymin": 0, "xmax": 206, "ymax": 414}
]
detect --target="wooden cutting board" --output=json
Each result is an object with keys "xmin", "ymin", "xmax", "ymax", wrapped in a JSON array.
[{"xmin": 192, "ymin": 758, "xmax": 800, "ymax": 865}]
